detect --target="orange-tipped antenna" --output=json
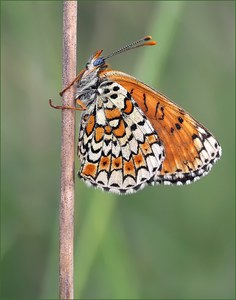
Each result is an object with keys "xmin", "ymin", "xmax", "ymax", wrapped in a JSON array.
[
  {"xmin": 143, "ymin": 35, "xmax": 157, "ymax": 46},
  {"xmin": 103, "ymin": 35, "xmax": 157, "ymax": 60}
]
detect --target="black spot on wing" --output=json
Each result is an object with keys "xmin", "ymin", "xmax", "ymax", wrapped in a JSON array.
[
  {"xmin": 158, "ymin": 106, "xmax": 165, "ymax": 120},
  {"xmin": 155, "ymin": 102, "xmax": 160, "ymax": 118},
  {"xmin": 110, "ymin": 94, "xmax": 118, "ymax": 99},
  {"xmin": 143, "ymin": 93, "xmax": 148, "ymax": 112},
  {"xmin": 175, "ymin": 123, "xmax": 181, "ymax": 130},
  {"xmin": 113, "ymin": 86, "xmax": 120, "ymax": 91}
]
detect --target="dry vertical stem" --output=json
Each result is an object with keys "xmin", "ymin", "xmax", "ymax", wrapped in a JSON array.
[{"xmin": 59, "ymin": 1, "xmax": 77, "ymax": 299}]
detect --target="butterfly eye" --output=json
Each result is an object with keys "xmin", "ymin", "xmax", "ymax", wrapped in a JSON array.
[{"xmin": 93, "ymin": 58, "xmax": 105, "ymax": 67}]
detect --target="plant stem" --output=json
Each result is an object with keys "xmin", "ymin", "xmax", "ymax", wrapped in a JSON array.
[{"xmin": 59, "ymin": 1, "xmax": 77, "ymax": 299}]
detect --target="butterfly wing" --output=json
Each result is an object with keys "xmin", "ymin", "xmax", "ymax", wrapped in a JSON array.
[
  {"xmin": 102, "ymin": 70, "xmax": 222, "ymax": 185},
  {"xmin": 78, "ymin": 80, "xmax": 165, "ymax": 194}
]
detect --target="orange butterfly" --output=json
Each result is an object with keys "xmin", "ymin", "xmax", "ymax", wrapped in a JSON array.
[{"xmin": 50, "ymin": 36, "xmax": 222, "ymax": 194}]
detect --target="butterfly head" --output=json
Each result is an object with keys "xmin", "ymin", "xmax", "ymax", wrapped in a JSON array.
[{"xmin": 85, "ymin": 50, "xmax": 107, "ymax": 71}]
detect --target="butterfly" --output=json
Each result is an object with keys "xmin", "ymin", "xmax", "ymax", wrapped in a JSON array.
[{"xmin": 50, "ymin": 36, "xmax": 222, "ymax": 194}]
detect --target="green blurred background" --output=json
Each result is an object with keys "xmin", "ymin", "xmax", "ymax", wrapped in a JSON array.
[{"xmin": 1, "ymin": 1, "xmax": 235, "ymax": 299}]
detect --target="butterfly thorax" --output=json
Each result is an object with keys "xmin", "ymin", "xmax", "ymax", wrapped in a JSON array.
[{"xmin": 75, "ymin": 68, "xmax": 100, "ymax": 106}]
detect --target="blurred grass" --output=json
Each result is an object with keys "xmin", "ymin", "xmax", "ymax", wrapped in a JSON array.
[
  {"xmin": 1, "ymin": 1, "xmax": 235, "ymax": 300},
  {"xmin": 74, "ymin": 192, "xmax": 117, "ymax": 298},
  {"xmin": 135, "ymin": 1, "xmax": 185, "ymax": 84}
]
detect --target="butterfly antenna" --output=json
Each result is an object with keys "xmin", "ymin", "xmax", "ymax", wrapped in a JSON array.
[{"xmin": 103, "ymin": 36, "xmax": 156, "ymax": 60}]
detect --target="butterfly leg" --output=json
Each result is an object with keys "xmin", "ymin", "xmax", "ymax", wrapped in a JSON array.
[
  {"xmin": 49, "ymin": 99, "xmax": 87, "ymax": 111},
  {"xmin": 59, "ymin": 70, "xmax": 85, "ymax": 96},
  {"xmin": 75, "ymin": 99, "xmax": 87, "ymax": 110}
]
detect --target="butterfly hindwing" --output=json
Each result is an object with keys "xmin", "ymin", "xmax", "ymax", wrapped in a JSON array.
[{"xmin": 78, "ymin": 80, "xmax": 165, "ymax": 194}]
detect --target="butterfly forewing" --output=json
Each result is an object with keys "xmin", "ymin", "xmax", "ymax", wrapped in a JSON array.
[{"xmin": 102, "ymin": 70, "xmax": 222, "ymax": 186}]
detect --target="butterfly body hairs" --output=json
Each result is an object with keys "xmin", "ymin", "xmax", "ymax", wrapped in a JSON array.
[{"xmin": 50, "ymin": 36, "xmax": 222, "ymax": 194}]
